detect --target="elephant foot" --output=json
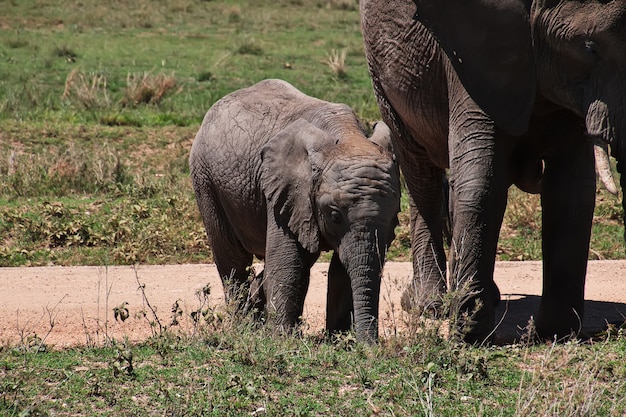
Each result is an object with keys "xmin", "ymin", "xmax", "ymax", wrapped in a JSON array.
[
  {"xmin": 452, "ymin": 282, "xmax": 500, "ymax": 345},
  {"xmin": 455, "ymin": 297, "xmax": 496, "ymax": 345},
  {"xmin": 535, "ymin": 297, "xmax": 584, "ymax": 342},
  {"xmin": 400, "ymin": 279, "xmax": 446, "ymax": 318}
]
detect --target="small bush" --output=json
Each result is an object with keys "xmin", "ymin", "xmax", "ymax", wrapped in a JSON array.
[
  {"xmin": 236, "ymin": 39, "xmax": 263, "ymax": 56},
  {"xmin": 226, "ymin": 6, "xmax": 243, "ymax": 23},
  {"xmin": 196, "ymin": 71, "xmax": 214, "ymax": 82},
  {"xmin": 53, "ymin": 45, "xmax": 78, "ymax": 61},
  {"xmin": 6, "ymin": 39, "xmax": 29, "ymax": 49}
]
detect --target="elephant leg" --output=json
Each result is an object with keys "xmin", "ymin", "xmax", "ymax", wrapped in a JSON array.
[
  {"xmin": 369, "ymin": 74, "xmax": 447, "ymax": 316},
  {"xmin": 537, "ymin": 117, "xmax": 595, "ymax": 340},
  {"xmin": 447, "ymin": 106, "xmax": 510, "ymax": 343},
  {"xmin": 401, "ymin": 161, "xmax": 448, "ymax": 316},
  {"xmin": 249, "ymin": 270, "xmax": 266, "ymax": 320},
  {"xmin": 263, "ymin": 219, "xmax": 318, "ymax": 333},
  {"xmin": 193, "ymin": 185, "xmax": 253, "ymax": 311},
  {"xmin": 326, "ymin": 251, "xmax": 353, "ymax": 334}
]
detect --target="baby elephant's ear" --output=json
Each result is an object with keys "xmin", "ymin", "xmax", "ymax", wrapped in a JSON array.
[
  {"xmin": 369, "ymin": 121, "xmax": 394, "ymax": 155},
  {"xmin": 260, "ymin": 119, "xmax": 329, "ymax": 253}
]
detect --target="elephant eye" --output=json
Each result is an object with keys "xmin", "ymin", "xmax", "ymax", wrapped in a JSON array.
[
  {"xmin": 330, "ymin": 209, "xmax": 343, "ymax": 224},
  {"xmin": 583, "ymin": 39, "xmax": 599, "ymax": 57}
]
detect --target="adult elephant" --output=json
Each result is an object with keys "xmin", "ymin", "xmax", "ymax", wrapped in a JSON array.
[
  {"xmin": 190, "ymin": 79, "xmax": 400, "ymax": 343},
  {"xmin": 360, "ymin": 0, "xmax": 626, "ymax": 342}
]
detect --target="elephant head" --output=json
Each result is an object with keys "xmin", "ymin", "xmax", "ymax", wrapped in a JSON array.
[
  {"xmin": 260, "ymin": 118, "xmax": 400, "ymax": 342},
  {"xmin": 414, "ymin": 0, "xmax": 626, "ymax": 210}
]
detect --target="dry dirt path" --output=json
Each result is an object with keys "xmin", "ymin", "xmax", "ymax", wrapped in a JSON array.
[{"xmin": 1, "ymin": 261, "xmax": 625, "ymax": 348}]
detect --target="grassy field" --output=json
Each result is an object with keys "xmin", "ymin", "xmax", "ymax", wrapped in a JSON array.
[
  {"xmin": 3, "ymin": 293, "xmax": 626, "ymax": 416},
  {"xmin": 0, "ymin": 0, "xmax": 382, "ymax": 266},
  {"xmin": 1, "ymin": 1, "xmax": 626, "ymax": 415},
  {"xmin": 0, "ymin": 0, "xmax": 623, "ymax": 266}
]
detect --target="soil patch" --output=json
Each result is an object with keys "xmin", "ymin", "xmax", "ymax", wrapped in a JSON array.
[{"xmin": 1, "ymin": 261, "xmax": 625, "ymax": 348}]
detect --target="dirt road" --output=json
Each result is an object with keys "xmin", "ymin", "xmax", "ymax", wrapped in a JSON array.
[{"xmin": 1, "ymin": 261, "xmax": 625, "ymax": 348}]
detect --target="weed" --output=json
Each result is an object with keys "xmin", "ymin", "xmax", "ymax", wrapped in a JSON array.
[
  {"xmin": 111, "ymin": 341, "xmax": 135, "ymax": 377},
  {"xmin": 226, "ymin": 5, "xmax": 243, "ymax": 23},
  {"xmin": 15, "ymin": 295, "xmax": 66, "ymax": 353},
  {"xmin": 190, "ymin": 283, "xmax": 225, "ymax": 335},
  {"xmin": 170, "ymin": 300, "xmax": 183, "ymax": 326},
  {"xmin": 416, "ymin": 367, "xmax": 436, "ymax": 417},
  {"xmin": 113, "ymin": 302, "xmax": 130, "ymax": 322}
]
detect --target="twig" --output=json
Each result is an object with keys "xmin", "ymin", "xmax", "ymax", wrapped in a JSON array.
[
  {"xmin": 37, "ymin": 295, "xmax": 67, "ymax": 350},
  {"xmin": 133, "ymin": 265, "xmax": 164, "ymax": 335},
  {"xmin": 80, "ymin": 307, "xmax": 95, "ymax": 347}
]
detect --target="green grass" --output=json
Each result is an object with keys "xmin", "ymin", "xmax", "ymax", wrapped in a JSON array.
[
  {"xmin": 0, "ymin": 0, "xmax": 386, "ymax": 267},
  {"xmin": 0, "ymin": 0, "xmax": 376, "ymax": 125},
  {"xmin": 3, "ymin": 302, "xmax": 626, "ymax": 416},
  {"xmin": 1, "ymin": 0, "xmax": 623, "ymax": 266}
]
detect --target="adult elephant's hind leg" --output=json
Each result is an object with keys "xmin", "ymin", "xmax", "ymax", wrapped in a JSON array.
[
  {"xmin": 538, "ymin": 122, "xmax": 595, "ymax": 340},
  {"xmin": 401, "ymin": 158, "xmax": 448, "ymax": 317},
  {"xmin": 368, "ymin": 76, "xmax": 447, "ymax": 317}
]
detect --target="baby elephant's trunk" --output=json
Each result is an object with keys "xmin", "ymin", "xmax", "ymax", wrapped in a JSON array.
[{"xmin": 340, "ymin": 227, "xmax": 388, "ymax": 343}]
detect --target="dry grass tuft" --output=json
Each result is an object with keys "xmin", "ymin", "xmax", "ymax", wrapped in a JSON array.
[
  {"xmin": 122, "ymin": 71, "xmax": 179, "ymax": 106},
  {"xmin": 62, "ymin": 68, "xmax": 110, "ymax": 109},
  {"xmin": 319, "ymin": 0, "xmax": 358, "ymax": 11},
  {"xmin": 325, "ymin": 48, "xmax": 348, "ymax": 78}
]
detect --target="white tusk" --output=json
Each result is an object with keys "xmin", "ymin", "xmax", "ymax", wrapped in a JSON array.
[{"xmin": 594, "ymin": 140, "xmax": 618, "ymax": 196}]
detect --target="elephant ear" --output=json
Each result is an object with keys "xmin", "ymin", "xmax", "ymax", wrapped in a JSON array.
[
  {"xmin": 413, "ymin": 0, "xmax": 536, "ymax": 136},
  {"xmin": 368, "ymin": 121, "xmax": 395, "ymax": 156},
  {"xmin": 261, "ymin": 118, "xmax": 329, "ymax": 253}
]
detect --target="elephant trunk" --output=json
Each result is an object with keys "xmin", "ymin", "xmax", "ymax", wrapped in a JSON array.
[{"xmin": 339, "ymin": 227, "xmax": 387, "ymax": 343}]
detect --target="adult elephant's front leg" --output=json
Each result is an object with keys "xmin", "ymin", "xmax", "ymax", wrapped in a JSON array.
[
  {"xmin": 537, "ymin": 121, "xmax": 595, "ymax": 340},
  {"xmin": 448, "ymin": 110, "xmax": 509, "ymax": 343},
  {"xmin": 263, "ymin": 220, "xmax": 317, "ymax": 333}
]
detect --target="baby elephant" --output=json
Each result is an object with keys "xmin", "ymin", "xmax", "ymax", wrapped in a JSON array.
[{"xmin": 189, "ymin": 79, "xmax": 400, "ymax": 342}]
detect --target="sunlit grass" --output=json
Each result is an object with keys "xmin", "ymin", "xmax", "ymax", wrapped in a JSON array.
[{"xmin": 0, "ymin": 0, "xmax": 623, "ymax": 266}]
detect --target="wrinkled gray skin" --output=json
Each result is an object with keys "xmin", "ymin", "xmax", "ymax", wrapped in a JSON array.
[
  {"xmin": 189, "ymin": 79, "xmax": 400, "ymax": 343},
  {"xmin": 361, "ymin": 0, "xmax": 626, "ymax": 342}
]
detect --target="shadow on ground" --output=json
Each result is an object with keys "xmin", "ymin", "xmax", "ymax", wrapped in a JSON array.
[{"xmin": 493, "ymin": 295, "xmax": 626, "ymax": 344}]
